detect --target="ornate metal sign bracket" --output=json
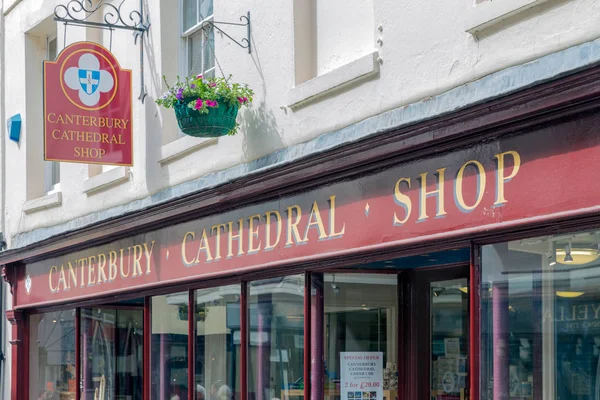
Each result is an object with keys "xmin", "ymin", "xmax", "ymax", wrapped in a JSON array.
[
  {"xmin": 54, "ymin": 0, "xmax": 151, "ymax": 102},
  {"xmin": 207, "ymin": 11, "xmax": 251, "ymax": 54}
]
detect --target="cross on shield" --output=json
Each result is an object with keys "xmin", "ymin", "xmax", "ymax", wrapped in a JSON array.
[{"xmin": 78, "ymin": 69, "xmax": 101, "ymax": 95}]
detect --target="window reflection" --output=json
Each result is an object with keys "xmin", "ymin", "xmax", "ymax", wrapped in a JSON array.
[
  {"xmin": 483, "ymin": 232, "xmax": 600, "ymax": 399},
  {"xmin": 248, "ymin": 275, "xmax": 305, "ymax": 400},
  {"xmin": 151, "ymin": 292, "xmax": 189, "ymax": 400},
  {"xmin": 195, "ymin": 285, "xmax": 241, "ymax": 400},
  {"xmin": 29, "ymin": 310, "xmax": 76, "ymax": 400}
]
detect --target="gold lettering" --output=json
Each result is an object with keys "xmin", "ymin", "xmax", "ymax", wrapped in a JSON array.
[
  {"xmin": 265, "ymin": 211, "xmax": 282, "ymax": 251},
  {"xmin": 47, "ymin": 113, "xmax": 57, "ymax": 123},
  {"xmin": 248, "ymin": 214, "xmax": 262, "ymax": 253},
  {"xmin": 114, "ymin": 119, "xmax": 122, "ymax": 129},
  {"xmin": 494, "ymin": 150, "xmax": 521, "ymax": 206},
  {"xmin": 90, "ymin": 116, "xmax": 98, "ymax": 127},
  {"xmin": 79, "ymin": 257, "xmax": 87, "ymax": 287},
  {"xmin": 393, "ymin": 178, "xmax": 412, "ymax": 226},
  {"xmin": 120, "ymin": 248, "xmax": 130, "ymax": 278},
  {"xmin": 195, "ymin": 229, "xmax": 213, "ymax": 262},
  {"xmin": 97, "ymin": 253, "xmax": 108, "ymax": 283},
  {"xmin": 87, "ymin": 256, "xmax": 96, "ymax": 285},
  {"xmin": 304, "ymin": 201, "xmax": 328, "ymax": 242},
  {"xmin": 227, "ymin": 219, "xmax": 245, "ymax": 257},
  {"xmin": 49, "ymin": 265, "xmax": 58, "ymax": 292},
  {"xmin": 417, "ymin": 168, "xmax": 447, "ymax": 221},
  {"xmin": 144, "ymin": 241, "xmax": 155, "ymax": 274},
  {"xmin": 286, "ymin": 205, "xmax": 305, "ymax": 246},
  {"xmin": 328, "ymin": 195, "xmax": 345, "ymax": 238},
  {"xmin": 67, "ymin": 261, "xmax": 77, "ymax": 289},
  {"xmin": 211, "ymin": 224, "xmax": 227, "ymax": 260},
  {"xmin": 58, "ymin": 266, "xmax": 68, "ymax": 291},
  {"xmin": 82, "ymin": 115, "xmax": 90, "ymax": 126},
  {"xmin": 132, "ymin": 245, "xmax": 144, "ymax": 276},
  {"xmin": 455, "ymin": 160, "xmax": 486, "ymax": 212},
  {"xmin": 52, "ymin": 129, "xmax": 61, "ymax": 139},
  {"xmin": 65, "ymin": 114, "xmax": 73, "ymax": 124},
  {"xmin": 108, "ymin": 251, "xmax": 118, "ymax": 281},
  {"xmin": 182, "ymin": 232, "xmax": 197, "ymax": 266}
]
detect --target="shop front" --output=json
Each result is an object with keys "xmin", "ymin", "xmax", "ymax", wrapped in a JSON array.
[{"xmin": 4, "ymin": 66, "xmax": 600, "ymax": 400}]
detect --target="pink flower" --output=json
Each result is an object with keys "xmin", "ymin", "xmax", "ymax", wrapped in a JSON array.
[
  {"xmin": 206, "ymin": 100, "xmax": 218, "ymax": 107},
  {"xmin": 238, "ymin": 97, "xmax": 248, "ymax": 104},
  {"xmin": 194, "ymin": 99, "xmax": 203, "ymax": 110},
  {"xmin": 196, "ymin": 74, "xmax": 203, "ymax": 79},
  {"xmin": 209, "ymin": 82, "xmax": 217, "ymax": 87}
]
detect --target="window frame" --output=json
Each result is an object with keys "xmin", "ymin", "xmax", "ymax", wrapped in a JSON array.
[
  {"xmin": 179, "ymin": 0, "xmax": 216, "ymax": 79},
  {"xmin": 44, "ymin": 34, "xmax": 60, "ymax": 195}
]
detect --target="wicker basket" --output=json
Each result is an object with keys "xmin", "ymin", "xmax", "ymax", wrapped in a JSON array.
[{"xmin": 174, "ymin": 98, "xmax": 239, "ymax": 138}]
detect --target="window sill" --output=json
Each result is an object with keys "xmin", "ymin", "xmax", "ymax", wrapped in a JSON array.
[
  {"xmin": 286, "ymin": 50, "xmax": 380, "ymax": 109},
  {"xmin": 83, "ymin": 166, "xmax": 130, "ymax": 195},
  {"xmin": 465, "ymin": 0, "xmax": 551, "ymax": 34},
  {"xmin": 23, "ymin": 191, "xmax": 62, "ymax": 214},
  {"xmin": 159, "ymin": 135, "xmax": 218, "ymax": 165}
]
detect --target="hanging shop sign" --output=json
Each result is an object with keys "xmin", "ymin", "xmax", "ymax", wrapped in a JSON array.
[
  {"xmin": 340, "ymin": 352, "xmax": 384, "ymax": 400},
  {"xmin": 14, "ymin": 112, "xmax": 600, "ymax": 307},
  {"xmin": 43, "ymin": 42, "xmax": 133, "ymax": 166}
]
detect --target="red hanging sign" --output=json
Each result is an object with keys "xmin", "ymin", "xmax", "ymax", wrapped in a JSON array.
[{"xmin": 44, "ymin": 42, "xmax": 133, "ymax": 166}]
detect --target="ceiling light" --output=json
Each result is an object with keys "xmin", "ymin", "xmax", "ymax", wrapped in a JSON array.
[
  {"xmin": 555, "ymin": 243, "xmax": 599, "ymax": 265},
  {"xmin": 556, "ymin": 291, "xmax": 585, "ymax": 298}
]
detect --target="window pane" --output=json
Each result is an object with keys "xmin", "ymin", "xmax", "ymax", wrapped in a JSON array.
[
  {"xmin": 195, "ymin": 285, "xmax": 241, "ymax": 400},
  {"xmin": 248, "ymin": 275, "xmax": 305, "ymax": 400},
  {"xmin": 203, "ymin": 27, "xmax": 215, "ymax": 73},
  {"xmin": 199, "ymin": 0, "xmax": 213, "ymax": 21},
  {"xmin": 151, "ymin": 292, "xmax": 189, "ymax": 400},
  {"xmin": 482, "ymin": 232, "xmax": 600, "ymax": 399},
  {"xmin": 323, "ymin": 273, "xmax": 398, "ymax": 400},
  {"xmin": 188, "ymin": 30, "xmax": 204, "ymax": 76},
  {"xmin": 182, "ymin": 0, "xmax": 198, "ymax": 31},
  {"xmin": 430, "ymin": 279, "xmax": 469, "ymax": 399},
  {"xmin": 81, "ymin": 308, "xmax": 144, "ymax": 400},
  {"xmin": 29, "ymin": 310, "xmax": 76, "ymax": 400}
]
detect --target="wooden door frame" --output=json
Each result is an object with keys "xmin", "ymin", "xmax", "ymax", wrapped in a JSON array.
[{"xmin": 412, "ymin": 264, "xmax": 471, "ymax": 400}]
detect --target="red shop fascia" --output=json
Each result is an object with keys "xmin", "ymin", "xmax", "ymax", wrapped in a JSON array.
[{"xmin": 4, "ymin": 65, "xmax": 600, "ymax": 400}]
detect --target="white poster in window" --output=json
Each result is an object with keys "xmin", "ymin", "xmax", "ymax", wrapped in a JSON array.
[{"xmin": 340, "ymin": 352, "xmax": 384, "ymax": 400}]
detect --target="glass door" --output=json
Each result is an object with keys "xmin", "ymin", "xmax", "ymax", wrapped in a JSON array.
[
  {"xmin": 415, "ymin": 266, "xmax": 470, "ymax": 400},
  {"xmin": 81, "ymin": 307, "xmax": 144, "ymax": 400}
]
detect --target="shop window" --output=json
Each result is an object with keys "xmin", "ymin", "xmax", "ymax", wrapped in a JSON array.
[
  {"xmin": 482, "ymin": 230, "xmax": 600, "ymax": 399},
  {"xmin": 194, "ymin": 284, "xmax": 241, "ymax": 400},
  {"xmin": 29, "ymin": 310, "xmax": 76, "ymax": 400},
  {"xmin": 320, "ymin": 273, "xmax": 398, "ymax": 400},
  {"xmin": 151, "ymin": 292, "xmax": 190, "ymax": 400},
  {"xmin": 80, "ymin": 308, "xmax": 144, "ymax": 400},
  {"xmin": 248, "ymin": 275, "xmax": 305, "ymax": 400}
]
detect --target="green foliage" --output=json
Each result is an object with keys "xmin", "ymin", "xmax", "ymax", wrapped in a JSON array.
[{"xmin": 156, "ymin": 74, "xmax": 254, "ymax": 136}]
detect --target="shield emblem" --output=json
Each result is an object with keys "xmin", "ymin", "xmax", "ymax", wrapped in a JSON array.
[{"xmin": 78, "ymin": 69, "xmax": 101, "ymax": 95}]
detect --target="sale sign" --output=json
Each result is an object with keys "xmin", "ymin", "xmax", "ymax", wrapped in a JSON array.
[
  {"xmin": 341, "ymin": 352, "xmax": 383, "ymax": 400},
  {"xmin": 43, "ymin": 42, "xmax": 133, "ymax": 166}
]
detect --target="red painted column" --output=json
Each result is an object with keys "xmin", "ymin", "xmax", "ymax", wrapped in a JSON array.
[
  {"xmin": 6, "ymin": 309, "xmax": 26, "ymax": 400},
  {"xmin": 469, "ymin": 245, "xmax": 481, "ymax": 400},
  {"xmin": 311, "ymin": 273, "xmax": 324, "ymax": 400},
  {"xmin": 492, "ymin": 282, "xmax": 510, "ymax": 400}
]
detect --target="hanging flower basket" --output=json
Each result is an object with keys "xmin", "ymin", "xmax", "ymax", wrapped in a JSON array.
[
  {"xmin": 157, "ymin": 74, "xmax": 253, "ymax": 138},
  {"xmin": 174, "ymin": 97, "xmax": 239, "ymax": 138}
]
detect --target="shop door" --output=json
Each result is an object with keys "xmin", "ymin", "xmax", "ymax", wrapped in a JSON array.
[
  {"xmin": 413, "ymin": 265, "xmax": 470, "ymax": 400},
  {"xmin": 80, "ymin": 307, "xmax": 144, "ymax": 400}
]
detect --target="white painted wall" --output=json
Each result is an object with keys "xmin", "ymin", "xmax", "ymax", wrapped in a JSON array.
[
  {"xmin": 1, "ymin": 0, "xmax": 600, "ymax": 393},
  {"xmin": 1, "ymin": 0, "xmax": 599, "ymax": 243}
]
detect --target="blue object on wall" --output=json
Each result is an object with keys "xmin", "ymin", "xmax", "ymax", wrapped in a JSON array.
[{"xmin": 7, "ymin": 114, "xmax": 21, "ymax": 143}]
